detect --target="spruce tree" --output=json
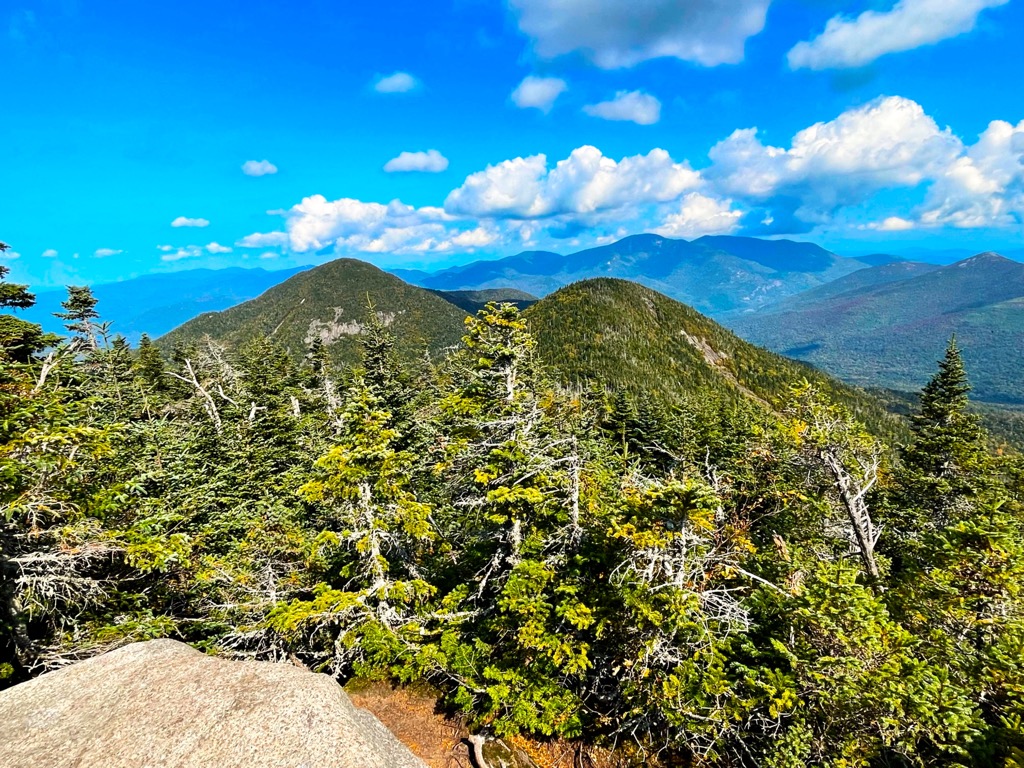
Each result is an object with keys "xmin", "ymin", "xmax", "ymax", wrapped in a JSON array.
[
  {"xmin": 134, "ymin": 334, "xmax": 167, "ymax": 390},
  {"xmin": 903, "ymin": 336, "xmax": 990, "ymax": 526},
  {"xmin": 0, "ymin": 245, "xmax": 35, "ymax": 310},
  {"xmin": 56, "ymin": 285, "xmax": 101, "ymax": 346},
  {"xmin": 0, "ymin": 246, "xmax": 54, "ymax": 362}
]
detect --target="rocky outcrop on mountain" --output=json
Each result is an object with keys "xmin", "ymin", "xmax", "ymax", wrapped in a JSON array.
[{"xmin": 0, "ymin": 639, "xmax": 427, "ymax": 768}]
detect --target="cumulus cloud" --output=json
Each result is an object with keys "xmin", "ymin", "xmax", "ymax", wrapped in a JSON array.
[
  {"xmin": 161, "ymin": 247, "xmax": 201, "ymax": 262},
  {"xmin": 511, "ymin": 76, "xmax": 568, "ymax": 112},
  {"xmin": 171, "ymin": 216, "xmax": 210, "ymax": 228},
  {"xmin": 242, "ymin": 160, "xmax": 278, "ymax": 177},
  {"xmin": 1, "ymin": 250, "xmax": 20, "ymax": 260},
  {"xmin": 284, "ymin": 195, "xmax": 498, "ymax": 255},
  {"xmin": 236, "ymin": 231, "xmax": 290, "ymax": 248},
  {"xmin": 373, "ymin": 71, "xmax": 419, "ymax": 93},
  {"xmin": 707, "ymin": 96, "xmax": 963, "ymax": 227},
  {"xmin": 869, "ymin": 216, "xmax": 916, "ymax": 231},
  {"xmin": 789, "ymin": 0, "xmax": 1008, "ymax": 70},
  {"xmin": 41, "ymin": 249, "xmax": 58, "ymax": 258},
  {"xmin": 509, "ymin": 0, "xmax": 771, "ymax": 68},
  {"xmin": 919, "ymin": 118, "xmax": 1024, "ymax": 228},
  {"xmin": 655, "ymin": 193, "xmax": 743, "ymax": 237},
  {"xmin": 445, "ymin": 145, "xmax": 699, "ymax": 219},
  {"xmin": 268, "ymin": 98, "xmax": 1020, "ymax": 261},
  {"xmin": 159, "ymin": 243, "xmax": 234, "ymax": 261},
  {"xmin": 584, "ymin": 90, "xmax": 661, "ymax": 125},
  {"xmin": 384, "ymin": 149, "xmax": 450, "ymax": 173},
  {"xmin": 94, "ymin": 248, "xmax": 122, "ymax": 258}
]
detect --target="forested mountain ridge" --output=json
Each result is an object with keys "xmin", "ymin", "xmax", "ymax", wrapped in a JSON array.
[
  {"xmin": 429, "ymin": 287, "xmax": 538, "ymax": 314},
  {"xmin": 526, "ymin": 278, "xmax": 903, "ymax": 437},
  {"xmin": 5, "ymin": 241, "xmax": 1024, "ymax": 765},
  {"xmin": 399, "ymin": 233, "xmax": 874, "ymax": 315},
  {"xmin": 728, "ymin": 252, "xmax": 1024, "ymax": 403},
  {"xmin": 158, "ymin": 258, "xmax": 470, "ymax": 365},
  {"xmin": 156, "ymin": 258, "xmax": 900, "ymax": 437}
]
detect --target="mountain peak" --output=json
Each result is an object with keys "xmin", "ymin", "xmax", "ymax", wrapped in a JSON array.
[{"xmin": 958, "ymin": 251, "xmax": 1011, "ymax": 266}]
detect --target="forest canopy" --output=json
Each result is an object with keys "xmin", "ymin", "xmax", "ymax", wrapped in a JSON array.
[{"xmin": 3, "ymin": 265, "xmax": 1024, "ymax": 767}]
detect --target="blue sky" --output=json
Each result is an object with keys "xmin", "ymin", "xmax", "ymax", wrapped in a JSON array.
[{"xmin": 2, "ymin": 0, "xmax": 1022, "ymax": 287}]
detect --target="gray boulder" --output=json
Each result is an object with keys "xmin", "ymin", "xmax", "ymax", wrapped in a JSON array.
[{"xmin": 0, "ymin": 639, "xmax": 427, "ymax": 768}]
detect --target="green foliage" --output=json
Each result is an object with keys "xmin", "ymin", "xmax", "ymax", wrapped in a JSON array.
[
  {"xmin": 159, "ymin": 258, "xmax": 469, "ymax": 368},
  {"xmin": 525, "ymin": 278, "xmax": 905, "ymax": 443},
  {"xmin": 730, "ymin": 252, "xmax": 1024, "ymax": 405},
  {"xmin": 4, "ymin": 278, "xmax": 1024, "ymax": 768}
]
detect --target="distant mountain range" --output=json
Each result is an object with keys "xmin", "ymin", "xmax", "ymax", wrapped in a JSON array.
[
  {"xmin": 21, "ymin": 266, "xmax": 308, "ymax": 343},
  {"xmin": 16, "ymin": 233, "xmax": 1024, "ymax": 409},
  {"xmin": 157, "ymin": 256, "xmax": 898, "ymax": 436},
  {"xmin": 727, "ymin": 252, "xmax": 1024, "ymax": 404},
  {"xmin": 393, "ymin": 234, "xmax": 889, "ymax": 316}
]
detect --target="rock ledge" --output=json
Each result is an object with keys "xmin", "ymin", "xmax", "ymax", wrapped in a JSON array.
[{"xmin": 0, "ymin": 639, "xmax": 426, "ymax": 768}]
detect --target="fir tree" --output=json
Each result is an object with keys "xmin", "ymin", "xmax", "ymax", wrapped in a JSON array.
[
  {"xmin": 56, "ymin": 285, "xmax": 101, "ymax": 347},
  {"xmin": 897, "ymin": 337, "xmax": 991, "ymax": 535},
  {"xmin": 0, "ymin": 245, "xmax": 35, "ymax": 310},
  {"xmin": 134, "ymin": 334, "xmax": 167, "ymax": 390},
  {"xmin": 0, "ymin": 249, "xmax": 54, "ymax": 362}
]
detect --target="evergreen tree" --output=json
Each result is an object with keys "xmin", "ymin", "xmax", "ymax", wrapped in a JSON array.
[
  {"xmin": 885, "ymin": 337, "xmax": 993, "ymax": 573},
  {"xmin": 0, "ymin": 248, "xmax": 54, "ymax": 362},
  {"xmin": 904, "ymin": 337, "xmax": 990, "ymax": 515},
  {"xmin": 0, "ymin": 246, "xmax": 34, "ymax": 310},
  {"xmin": 56, "ymin": 285, "xmax": 101, "ymax": 347},
  {"xmin": 134, "ymin": 334, "xmax": 167, "ymax": 391}
]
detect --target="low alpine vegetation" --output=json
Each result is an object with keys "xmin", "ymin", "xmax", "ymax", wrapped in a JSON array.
[{"xmin": 3, "ymin": 258, "xmax": 1024, "ymax": 766}]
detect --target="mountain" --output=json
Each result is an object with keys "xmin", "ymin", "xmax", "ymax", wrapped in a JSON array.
[
  {"xmin": 524, "ymin": 278, "xmax": 901, "ymax": 433},
  {"xmin": 746, "ymin": 260, "xmax": 939, "ymax": 310},
  {"xmin": 21, "ymin": 266, "xmax": 308, "ymax": 343},
  {"xmin": 402, "ymin": 234, "xmax": 874, "ymax": 316},
  {"xmin": 430, "ymin": 288, "xmax": 538, "ymax": 314},
  {"xmin": 851, "ymin": 253, "xmax": 908, "ymax": 267},
  {"xmin": 159, "ymin": 259, "xmax": 469, "ymax": 364},
  {"xmin": 727, "ymin": 252, "xmax": 1024, "ymax": 404}
]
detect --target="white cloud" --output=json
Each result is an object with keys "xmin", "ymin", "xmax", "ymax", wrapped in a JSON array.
[
  {"xmin": 870, "ymin": 216, "xmax": 916, "ymax": 231},
  {"xmin": 94, "ymin": 248, "xmax": 122, "ymax": 258},
  {"xmin": 285, "ymin": 195, "xmax": 479, "ymax": 255},
  {"xmin": 509, "ymin": 0, "xmax": 771, "ymax": 68},
  {"xmin": 171, "ymin": 216, "xmax": 210, "ymax": 228},
  {"xmin": 789, "ymin": 0, "xmax": 1008, "ymax": 70},
  {"xmin": 158, "ymin": 243, "xmax": 231, "ymax": 261},
  {"xmin": 584, "ymin": 90, "xmax": 661, "ymax": 125},
  {"xmin": 269, "ymin": 98, "xmax": 1021, "ymax": 260},
  {"xmin": 655, "ymin": 193, "xmax": 743, "ymax": 237},
  {"xmin": 242, "ymin": 160, "xmax": 278, "ymax": 177},
  {"xmin": 373, "ymin": 71, "xmax": 419, "ymax": 93},
  {"xmin": 236, "ymin": 231, "xmax": 290, "ymax": 248},
  {"xmin": 384, "ymin": 149, "xmax": 450, "ymax": 173},
  {"xmin": 445, "ymin": 145, "xmax": 699, "ymax": 219},
  {"xmin": 259, "ymin": 252, "xmax": 279, "ymax": 260},
  {"xmin": 919, "ymin": 118, "xmax": 1024, "ymax": 228},
  {"xmin": 707, "ymin": 96, "xmax": 962, "ymax": 225},
  {"xmin": 41, "ymin": 248, "xmax": 58, "ymax": 258},
  {"xmin": 511, "ymin": 76, "xmax": 568, "ymax": 112},
  {"xmin": 1, "ymin": 250, "xmax": 20, "ymax": 260}
]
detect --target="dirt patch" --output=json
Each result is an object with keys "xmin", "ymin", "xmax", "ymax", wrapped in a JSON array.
[
  {"xmin": 347, "ymin": 679, "xmax": 468, "ymax": 767},
  {"xmin": 346, "ymin": 679, "xmax": 635, "ymax": 768}
]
